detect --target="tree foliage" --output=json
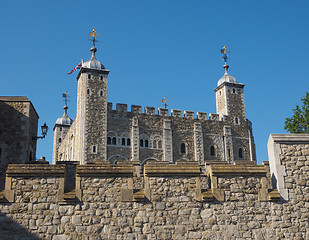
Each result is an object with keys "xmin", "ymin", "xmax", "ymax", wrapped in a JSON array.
[{"xmin": 284, "ymin": 92, "xmax": 309, "ymax": 133}]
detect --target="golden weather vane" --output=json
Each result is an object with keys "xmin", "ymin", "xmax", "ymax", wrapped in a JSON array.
[
  {"xmin": 62, "ymin": 91, "xmax": 70, "ymax": 106},
  {"xmin": 221, "ymin": 45, "xmax": 230, "ymax": 64},
  {"xmin": 89, "ymin": 28, "xmax": 101, "ymax": 47},
  {"xmin": 162, "ymin": 96, "xmax": 169, "ymax": 109}
]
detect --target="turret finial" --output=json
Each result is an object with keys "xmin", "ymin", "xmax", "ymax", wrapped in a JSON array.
[
  {"xmin": 62, "ymin": 91, "xmax": 70, "ymax": 115},
  {"xmin": 221, "ymin": 45, "xmax": 230, "ymax": 74},
  {"xmin": 89, "ymin": 28, "xmax": 100, "ymax": 56}
]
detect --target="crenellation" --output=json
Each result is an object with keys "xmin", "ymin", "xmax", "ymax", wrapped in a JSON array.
[
  {"xmin": 145, "ymin": 106, "xmax": 155, "ymax": 115},
  {"xmin": 107, "ymin": 102, "xmax": 113, "ymax": 112},
  {"xmin": 209, "ymin": 113, "xmax": 219, "ymax": 121},
  {"xmin": 197, "ymin": 112, "xmax": 207, "ymax": 120},
  {"xmin": 171, "ymin": 109, "xmax": 182, "ymax": 117},
  {"xmin": 131, "ymin": 105, "xmax": 142, "ymax": 114},
  {"xmin": 184, "ymin": 110, "xmax": 194, "ymax": 119},
  {"xmin": 116, "ymin": 103, "xmax": 127, "ymax": 113},
  {"xmin": 158, "ymin": 108, "xmax": 168, "ymax": 116}
]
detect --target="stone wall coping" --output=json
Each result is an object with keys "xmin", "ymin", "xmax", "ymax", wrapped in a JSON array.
[
  {"xmin": 144, "ymin": 162, "xmax": 201, "ymax": 176},
  {"xmin": 77, "ymin": 164, "xmax": 134, "ymax": 176},
  {"xmin": 268, "ymin": 134, "xmax": 309, "ymax": 143},
  {"xmin": 208, "ymin": 165, "xmax": 267, "ymax": 177},
  {"xmin": 6, "ymin": 164, "xmax": 66, "ymax": 177}
]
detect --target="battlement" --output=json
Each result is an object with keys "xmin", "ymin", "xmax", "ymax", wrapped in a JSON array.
[{"xmin": 107, "ymin": 102, "xmax": 232, "ymax": 121}]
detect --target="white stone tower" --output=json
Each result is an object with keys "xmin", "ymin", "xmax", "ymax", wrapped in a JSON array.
[
  {"xmin": 214, "ymin": 46, "xmax": 246, "ymax": 122},
  {"xmin": 52, "ymin": 93, "xmax": 73, "ymax": 164},
  {"xmin": 75, "ymin": 31, "xmax": 110, "ymax": 164}
]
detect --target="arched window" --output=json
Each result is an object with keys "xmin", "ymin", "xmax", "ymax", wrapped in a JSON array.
[
  {"xmin": 92, "ymin": 145, "xmax": 96, "ymax": 153},
  {"xmin": 233, "ymin": 88, "xmax": 236, "ymax": 93},
  {"xmin": 239, "ymin": 148, "xmax": 243, "ymax": 159},
  {"xmin": 60, "ymin": 127, "xmax": 62, "ymax": 132},
  {"xmin": 153, "ymin": 140, "xmax": 157, "ymax": 149},
  {"xmin": 122, "ymin": 138, "xmax": 126, "ymax": 146},
  {"xmin": 107, "ymin": 137, "xmax": 111, "ymax": 145},
  {"xmin": 140, "ymin": 139, "xmax": 144, "ymax": 147},
  {"xmin": 100, "ymin": 76, "xmax": 103, "ymax": 80},
  {"xmin": 127, "ymin": 138, "xmax": 131, "ymax": 146},
  {"xmin": 210, "ymin": 146, "xmax": 215, "ymax": 156},
  {"xmin": 100, "ymin": 91, "xmax": 103, "ymax": 96},
  {"xmin": 88, "ymin": 74, "xmax": 91, "ymax": 79},
  {"xmin": 181, "ymin": 143, "xmax": 186, "ymax": 154},
  {"xmin": 235, "ymin": 117, "xmax": 239, "ymax": 124},
  {"xmin": 112, "ymin": 137, "xmax": 117, "ymax": 145},
  {"xmin": 58, "ymin": 138, "xmax": 62, "ymax": 143},
  {"xmin": 145, "ymin": 140, "xmax": 149, "ymax": 148},
  {"xmin": 87, "ymin": 89, "xmax": 90, "ymax": 95}
]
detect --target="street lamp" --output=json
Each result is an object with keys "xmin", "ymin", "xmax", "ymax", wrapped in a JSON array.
[{"xmin": 33, "ymin": 123, "xmax": 49, "ymax": 140}]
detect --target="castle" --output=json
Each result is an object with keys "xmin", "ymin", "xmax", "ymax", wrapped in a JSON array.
[
  {"xmin": 52, "ymin": 40, "xmax": 256, "ymax": 166},
  {"xmin": 0, "ymin": 33, "xmax": 308, "ymax": 239}
]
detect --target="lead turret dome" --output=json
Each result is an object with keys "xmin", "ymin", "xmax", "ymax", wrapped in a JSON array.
[
  {"xmin": 55, "ymin": 105, "xmax": 73, "ymax": 126},
  {"xmin": 82, "ymin": 47, "xmax": 106, "ymax": 70}
]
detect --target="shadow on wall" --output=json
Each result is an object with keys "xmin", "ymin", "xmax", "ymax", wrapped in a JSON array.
[{"xmin": 0, "ymin": 212, "xmax": 41, "ymax": 240}]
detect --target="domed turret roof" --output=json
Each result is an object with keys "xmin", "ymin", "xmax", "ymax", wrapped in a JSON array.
[
  {"xmin": 217, "ymin": 72, "xmax": 237, "ymax": 86},
  {"xmin": 82, "ymin": 47, "xmax": 106, "ymax": 70},
  {"xmin": 55, "ymin": 106, "xmax": 73, "ymax": 126}
]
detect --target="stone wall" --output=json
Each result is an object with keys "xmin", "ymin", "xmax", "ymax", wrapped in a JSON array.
[{"xmin": 0, "ymin": 134, "xmax": 309, "ymax": 239}]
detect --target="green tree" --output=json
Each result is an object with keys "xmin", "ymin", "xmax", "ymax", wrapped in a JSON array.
[{"xmin": 284, "ymin": 92, "xmax": 309, "ymax": 133}]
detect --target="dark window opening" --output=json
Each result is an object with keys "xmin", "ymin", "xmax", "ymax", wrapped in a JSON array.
[
  {"xmin": 100, "ymin": 91, "xmax": 103, "ymax": 96},
  {"xmin": 58, "ymin": 138, "xmax": 62, "ymax": 143},
  {"xmin": 140, "ymin": 139, "xmax": 144, "ymax": 147},
  {"xmin": 210, "ymin": 146, "xmax": 215, "ymax": 156},
  {"xmin": 239, "ymin": 148, "xmax": 243, "ymax": 158},
  {"xmin": 112, "ymin": 137, "xmax": 116, "ymax": 145},
  {"xmin": 145, "ymin": 140, "xmax": 149, "ymax": 148},
  {"xmin": 100, "ymin": 76, "xmax": 103, "ymax": 80},
  {"xmin": 87, "ymin": 89, "xmax": 90, "ymax": 95},
  {"xmin": 228, "ymin": 149, "xmax": 231, "ymax": 158},
  {"xmin": 88, "ymin": 74, "xmax": 91, "ymax": 79},
  {"xmin": 92, "ymin": 145, "xmax": 96, "ymax": 153},
  {"xmin": 122, "ymin": 138, "xmax": 126, "ymax": 146},
  {"xmin": 233, "ymin": 88, "xmax": 236, "ymax": 93},
  {"xmin": 235, "ymin": 117, "xmax": 239, "ymax": 124},
  {"xmin": 127, "ymin": 138, "xmax": 131, "ymax": 146},
  {"xmin": 29, "ymin": 152, "xmax": 33, "ymax": 161},
  {"xmin": 60, "ymin": 127, "xmax": 62, "ymax": 132},
  {"xmin": 181, "ymin": 143, "xmax": 186, "ymax": 154},
  {"xmin": 107, "ymin": 137, "xmax": 111, "ymax": 145}
]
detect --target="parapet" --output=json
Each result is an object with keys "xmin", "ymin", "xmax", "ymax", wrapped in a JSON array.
[{"xmin": 107, "ymin": 102, "xmax": 233, "ymax": 122}]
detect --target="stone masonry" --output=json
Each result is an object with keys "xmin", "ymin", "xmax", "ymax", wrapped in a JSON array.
[{"xmin": 0, "ymin": 134, "xmax": 308, "ymax": 239}]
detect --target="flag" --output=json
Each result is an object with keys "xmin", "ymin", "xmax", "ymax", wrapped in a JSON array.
[{"xmin": 67, "ymin": 62, "xmax": 82, "ymax": 75}]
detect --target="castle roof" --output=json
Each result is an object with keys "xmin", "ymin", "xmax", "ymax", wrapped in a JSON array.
[
  {"xmin": 217, "ymin": 72, "xmax": 237, "ymax": 86},
  {"xmin": 55, "ymin": 105, "xmax": 73, "ymax": 126},
  {"xmin": 82, "ymin": 47, "xmax": 106, "ymax": 70}
]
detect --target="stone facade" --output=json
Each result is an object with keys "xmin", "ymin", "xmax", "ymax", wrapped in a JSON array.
[
  {"xmin": 0, "ymin": 134, "xmax": 308, "ymax": 239},
  {"xmin": 0, "ymin": 96, "xmax": 39, "ymax": 165},
  {"xmin": 53, "ymin": 45, "xmax": 256, "ymax": 166}
]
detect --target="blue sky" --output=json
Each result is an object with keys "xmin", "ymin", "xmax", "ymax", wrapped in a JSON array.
[{"xmin": 1, "ymin": 1, "xmax": 308, "ymax": 164}]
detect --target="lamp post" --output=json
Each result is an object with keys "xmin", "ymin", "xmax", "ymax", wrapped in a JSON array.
[{"xmin": 33, "ymin": 123, "xmax": 49, "ymax": 140}]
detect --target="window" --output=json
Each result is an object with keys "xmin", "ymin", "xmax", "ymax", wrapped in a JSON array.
[
  {"xmin": 100, "ymin": 76, "xmax": 103, "ymax": 80},
  {"xmin": 210, "ymin": 146, "xmax": 215, "ymax": 156},
  {"xmin": 58, "ymin": 138, "xmax": 62, "ymax": 143},
  {"xmin": 181, "ymin": 143, "xmax": 186, "ymax": 154},
  {"xmin": 100, "ymin": 91, "xmax": 103, "ymax": 96},
  {"xmin": 60, "ymin": 127, "xmax": 62, "ymax": 132},
  {"xmin": 233, "ymin": 88, "xmax": 236, "ymax": 93},
  {"xmin": 140, "ymin": 134, "xmax": 150, "ymax": 148},
  {"xmin": 219, "ymin": 91, "xmax": 221, "ymax": 96},
  {"xmin": 235, "ymin": 117, "xmax": 239, "ymax": 124},
  {"xmin": 239, "ymin": 148, "xmax": 243, "ymax": 159},
  {"xmin": 112, "ymin": 137, "xmax": 117, "ymax": 145},
  {"xmin": 87, "ymin": 89, "xmax": 90, "ymax": 95},
  {"xmin": 145, "ymin": 140, "xmax": 149, "ymax": 148},
  {"xmin": 140, "ymin": 139, "xmax": 144, "ymax": 147},
  {"xmin": 153, "ymin": 140, "xmax": 157, "ymax": 149},
  {"xmin": 29, "ymin": 151, "xmax": 33, "ymax": 161},
  {"xmin": 228, "ymin": 149, "xmax": 231, "ymax": 158},
  {"xmin": 122, "ymin": 138, "xmax": 126, "ymax": 146},
  {"xmin": 107, "ymin": 137, "xmax": 111, "ymax": 145},
  {"xmin": 92, "ymin": 145, "xmax": 97, "ymax": 154},
  {"xmin": 88, "ymin": 74, "xmax": 91, "ymax": 79},
  {"xmin": 127, "ymin": 138, "xmax": 131, "ymax": 146}
]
